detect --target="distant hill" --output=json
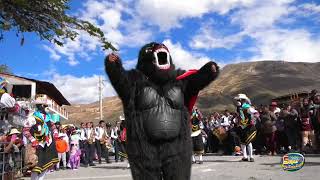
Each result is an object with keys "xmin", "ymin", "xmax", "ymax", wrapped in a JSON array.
[{"xmin": 66, "ymin": 61, "xmax": 320, "ymax": 125}]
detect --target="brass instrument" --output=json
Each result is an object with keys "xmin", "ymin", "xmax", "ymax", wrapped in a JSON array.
[
  {"xmin": 100, "ymin": 128, "xmax": 107, "ymax": 144},
  {"xmin": 88, "ymin": 129, "xmax": 95, "ymax": 144}
]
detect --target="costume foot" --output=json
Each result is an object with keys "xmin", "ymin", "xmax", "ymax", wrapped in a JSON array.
[{"xmin": 242, "ymin": 158, "xmax": 248, "ymax": 161}]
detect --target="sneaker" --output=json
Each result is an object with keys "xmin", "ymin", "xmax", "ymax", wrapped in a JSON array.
[
  {"xmin": 199, "ymin": 161, "xmax": 203, "ymax": 164},
  {"xmin": 249, "ymin": 158, "xmax": 254, "ymax": 162},
  {"xmin": 192, "ymin": 160, "xmax": 196, "ymax": 164},
  {"xmin": 98, "ymin": 160, "xmax": 102, "ymax": 164},
  {"xmin": 89, "ymin": 163, "xmax": 96, "ymax": 166},
  {"xmin": 106, "ymin": 160, "xmax": 112, "ymax": 164}
]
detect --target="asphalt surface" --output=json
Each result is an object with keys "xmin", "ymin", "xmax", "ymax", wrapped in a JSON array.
[{"xmin": 23, "ymin": 154, "xmax": 320, "ymax": 180}]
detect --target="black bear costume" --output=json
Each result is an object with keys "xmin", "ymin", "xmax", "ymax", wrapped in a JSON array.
[{"xmin": 105, "ymin": 42, "xmax": 219, "ymax": 180}]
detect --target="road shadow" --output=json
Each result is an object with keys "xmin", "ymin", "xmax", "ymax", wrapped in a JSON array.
[
  {"xmin": 204, "ymin": 159, "xmax": 243, "ymax": 163},
  {"xmin": 92, "ymin": 166, "xmax": 130, "ymax": 170},
  {"xmin": 260, "ymin": 162, "xmax": 320, "ymax": 167}
]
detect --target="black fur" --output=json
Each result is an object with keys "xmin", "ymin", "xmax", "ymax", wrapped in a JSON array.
[{"xmin": 105, "ymin": 42, "xmax": 219, "ymax": 180}]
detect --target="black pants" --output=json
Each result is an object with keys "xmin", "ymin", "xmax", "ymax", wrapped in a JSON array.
[
  {"xmin": 129, "ymin": 152, "xmax": 191, "ymax": 180},
  {"xmin": 95, "ymin": 140, "xmax": 109, "ymax": 162},
  {"xmin": 84, "ymin": 142, "xmax": 95, "ymax": 165},
  {"xmin": 113, "ymin": 139, "xmax": 120, "ymax": 162}
]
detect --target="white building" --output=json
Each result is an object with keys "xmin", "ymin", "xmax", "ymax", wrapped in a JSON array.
[{"xmin": 0, "ymin": 73, "xmax": 70, "ymax": 121}]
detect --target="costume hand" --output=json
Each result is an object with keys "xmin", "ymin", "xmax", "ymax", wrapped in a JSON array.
[
  {"xmin": 32, "ymin": 140, "xmax": 39, "ymax": 147},
  {"xmin": 108, "ymin": 53, "xmax": 120, "ymax": 63}
]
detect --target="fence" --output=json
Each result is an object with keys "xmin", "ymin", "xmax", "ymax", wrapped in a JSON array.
[{"xmin": 0, "ymin": 142, "xmax": 24, "ymax": 180}]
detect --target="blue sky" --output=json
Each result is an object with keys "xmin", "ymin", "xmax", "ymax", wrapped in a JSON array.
[{"xmin": 1, "ymin": 0, "xmax": 320, "ymax": 104}]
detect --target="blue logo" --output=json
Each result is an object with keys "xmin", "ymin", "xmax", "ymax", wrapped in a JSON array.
[{"xmin": 281, "ymin": 153, "xmax": 305, "ymax": 172}]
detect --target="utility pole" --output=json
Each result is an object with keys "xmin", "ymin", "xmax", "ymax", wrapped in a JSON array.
[{"xmin": 99, "ymin": 76, "xmax": 103, "ymax": 120}]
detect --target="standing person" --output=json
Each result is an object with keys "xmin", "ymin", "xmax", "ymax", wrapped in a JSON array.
[
  {"xmin": 299, "ymin": 98, "xmax": 317, "ymax": 153},
  {"xmin": 56, "ymin": 128, "xmax": 69, "ymax": 170},
  {"xmin": 234, "ymin": 94, "xmax": 257, "ymax": 162},
  {"xmin": 23, "ymin": 104, "xmax": 59, "ymax": 180},
  {"xmin": 79, "ymin": 122, "xmax": 88, "ymax": 167},
  {"xmin": 95, "ymin": 120, "xmax": 111, "ymax": 164},
  {"xmin": 260, "ymin": 105, "xmax": 278, "ymax": 155},
  {"xmin": 191, "ymin": 109, "xmax": 205, "ymax": 164},
  {"xmin": 85, "ymin": 122, "xmax": 96, "ymax": 166},
  {"xmin": 111, "ymin": 121, "xmax": 121, "ymax": 162},
  {"xmin": 119, "ymin": 116, "xmax": 129, "ymax": 167},
  {"xmin": 282, "ymin": 104, "xmax": 299, "ymax": 152}
]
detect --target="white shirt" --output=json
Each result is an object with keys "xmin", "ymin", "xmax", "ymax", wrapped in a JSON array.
[
  {"xmin": 0, "ymin": 93, "xmax": 15, "ymax": 109},
  {"xmin": 111, "ymin": 127, "xmax": 119, "ymax": 139},
  {"xmin": 95, "ymin": 127, "xmax": 106, "ymax": 139},
  {"xmin": 80, "ymin": 128, "xmax": 87, "ymax": 141},
  {"xmin": 85, "ymin": 128, "xmax": 95, "ymax": 143}
]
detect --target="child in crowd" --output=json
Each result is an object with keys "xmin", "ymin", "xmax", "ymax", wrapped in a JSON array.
[{"xmin": 68, "ymin": 141, "xmax": 81, "ymax": 170}]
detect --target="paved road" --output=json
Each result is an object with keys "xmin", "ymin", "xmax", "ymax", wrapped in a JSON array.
[{"xmin": 24, "ymin": 154, "xmax": 320, "ymax": 180}]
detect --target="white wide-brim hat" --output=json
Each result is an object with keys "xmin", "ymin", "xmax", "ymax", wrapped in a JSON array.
[{"xmin": 9, "ymin": 128, "xmax": 21, "ymax": 135}]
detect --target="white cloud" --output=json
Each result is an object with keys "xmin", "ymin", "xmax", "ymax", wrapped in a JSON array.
[
  {"xmin": 43, "ymin": 45, "xmax": 61, "ymax": 61},
  {"xmin": 250, "ymin": 29, "xmax": 320, "ymax": 62},
  {"xmin": 44, "ymin": 0, "xmax": 153, "ymax": 66},
  {"xmin": 231, "ymin": 0, "xmax": 295, "ymax": 32},
  {"xmin": 190, "ymin": 0, "xmax": 320, "ymax": 62},
  {"xmin": 299, "ymin": 3, "xmax": 320, "ymax": 14},
  {"xmin": 51, "ymin": 74, "xmax": 116, "ymax": 104},
  {"xmin": 190, "ymin": 26, "xmax": 245, "ymax": 49},
  {"xmin": 136, "ymin": 0, "xmax": 254, "ymax": 31},
  {"xmin": 163, "ymin": 39, "xmax": 219, "ymax": 70}
]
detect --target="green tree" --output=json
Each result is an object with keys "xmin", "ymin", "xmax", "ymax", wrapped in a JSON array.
[
  {"xmin": 0, "ymin": 64, "xmax": 11, "ymax": 74},
  {"xmin": 0, "ymin": 0, "xmax": 117, "ymax": 51}
]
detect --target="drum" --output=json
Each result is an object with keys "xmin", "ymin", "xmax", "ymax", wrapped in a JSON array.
[
  {"xmin": 213, "ymin": 126, "xmax": 227, "ymax": 143},
  {"xmin": 24, "ymin": 144, "xmax": 38, "ymax": 169}
]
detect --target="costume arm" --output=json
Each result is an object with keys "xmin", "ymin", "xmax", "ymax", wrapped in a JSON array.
[
  {"xmin": 105, "ymin": 54, "xmax": 132, "ymax": 102},
  {"xmin": 185, "ymin": 62, "xmax": 219, "ymax": 95}
]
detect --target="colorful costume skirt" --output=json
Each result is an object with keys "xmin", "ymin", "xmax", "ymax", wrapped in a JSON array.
[
  {"xmin": 192, "ymin": 134, "xmax": 204, "ymax": 154},
  {"xmin": 32, "ymin": 141, "xmax": 59, "ymax": 174}
]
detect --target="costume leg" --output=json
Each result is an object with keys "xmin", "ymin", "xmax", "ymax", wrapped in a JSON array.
[
  {"xmin": 247, "ymin": 143, "xmax": 253, "ymax": 159},
  {"xmin": 241, "ymin": 144, "xmax": 247, "ymax": 159},
  {"xmin": 129, "ymin": 157, "xmax": 161, "ymax": 180},
  {"xmin": 162, "ymin": 153, "xmax": 192, "ymax": 180},
  {"xmin": 37, "ymin": 170, "xmax": 47, "ymax": 180}
]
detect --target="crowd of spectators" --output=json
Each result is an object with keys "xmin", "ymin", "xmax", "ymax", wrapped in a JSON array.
[{"xmin": 198, "ymin": 91, "xmax": 320, "ymax": 156}]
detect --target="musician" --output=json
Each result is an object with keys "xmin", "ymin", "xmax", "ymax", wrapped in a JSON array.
[
  {"xmin": 79, "ymin": 122, "xmax": 87, "ymax": 166},
  {"xmin": 95, "ymin": 120, "xmax": 111, "ymax": 164},
  {"xmin": 85, "ymin": 122, "xmax": 96, "ymax": 166},
  {"xmin": 111, "ymin": 121, "xmax": 121, "ymax": 162}
]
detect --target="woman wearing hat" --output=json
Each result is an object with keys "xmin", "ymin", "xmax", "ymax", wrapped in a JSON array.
[{"xmin": 23, "ymin": 104, "xmax": 59, "ymax": 180}]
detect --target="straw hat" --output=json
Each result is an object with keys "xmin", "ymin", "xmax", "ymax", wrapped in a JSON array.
[{"xmin": 9, "ymin": 128, "xmax": 21, "ymax": 135}]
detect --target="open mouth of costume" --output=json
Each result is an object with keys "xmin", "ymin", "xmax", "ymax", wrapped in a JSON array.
[{"xmin": 153, "ymin": 46, "xmax": 170, "ymax": 70}]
